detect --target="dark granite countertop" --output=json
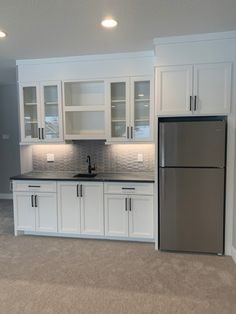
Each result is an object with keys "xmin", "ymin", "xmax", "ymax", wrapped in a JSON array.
[{"xmin": 10, "ymin": 171, "xmax": 155, "ymax": 183}]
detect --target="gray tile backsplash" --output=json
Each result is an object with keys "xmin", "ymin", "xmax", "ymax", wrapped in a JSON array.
[{"xmin": 32, "ymin": 141, "xmax": 155, "ymax": 173}]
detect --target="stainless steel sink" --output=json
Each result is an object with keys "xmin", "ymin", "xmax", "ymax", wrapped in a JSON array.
[{"xmin": 73, "ymin": 173, "xmax": 97, "ymax": 178}]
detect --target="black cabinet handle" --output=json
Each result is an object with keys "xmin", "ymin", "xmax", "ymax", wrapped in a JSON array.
[
  {"xmin": 127, "ymin": 126, "xmax": 129, "ymax": 139},
  {"xmin": 194, "ymin": 96, "xmax": 197, "ymax": 111},
  {"xmin": 28, "ymin": 185, "xmax": 41, "ymax": 188},
  {"xmin": 76, "ymin": 184, "xmax": 79, "ymax": 197},
  {"xmin": 42, "ymin": 128, "xmax": 44, "ymax": 140},
  {"xmin": 38, "ymin": 128, "xmax": 41, "ymax": 140},
  {"xmin": 34, "ymin": 195, "xmax": 38, "ymax": 207},
  {"xmin": 125, "ymin": 198, "xmax": 128, "ymax": 211},
  {"xmin": 129, "ymin": 198, "xmax": 132, "ymax": 211},
  {"xmin": 130, "ymin": 126, "xmax": 133, "ymax": 139},
  {"xmin": 122, "ymin": 187, "xmax": 135, "ymax": 190},
  {"xmin": 189, "ymin": 96, "xmax": 192, "ymax": 111},
  {"xmin": 31, "ymin": 195, "xmax": 34, "ymax": 207},
  {"xmin": 80, "ymin": 184, "xmax": 83, "ymax": 197}
]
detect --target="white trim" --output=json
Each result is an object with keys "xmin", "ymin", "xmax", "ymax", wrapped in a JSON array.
[
  {"xmin": 232, "ymin": 246, "xmax": 236, "ymax": 264},
  {"xmin": 153, "ymin": 30, "xmax": 236, "ymax": 46},
  {"xmin": 16, "ymin": 50, "xmax": 154, "ymax": 66},
  {"xmin": 0, "ymin": 193, "xmax": 13, "ymax": 200},
  {"xmin": 22, "ymin": 231, "xmax": 155, "ymax": 242}
]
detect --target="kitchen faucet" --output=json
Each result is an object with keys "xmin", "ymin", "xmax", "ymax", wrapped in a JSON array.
[{"xmin": 86, "ymin": 155, "xmax": 96, "ymax": 174}]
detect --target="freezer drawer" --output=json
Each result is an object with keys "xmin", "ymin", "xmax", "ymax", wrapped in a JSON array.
[
  {"xmin": 159, "ymin": 168, "xmax": 225, "ymax": 254},
  {"xmin": 159, "ymin": 120, "xmax": 226, "ymax": 167}
]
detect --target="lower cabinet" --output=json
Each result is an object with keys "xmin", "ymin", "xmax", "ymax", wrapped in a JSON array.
[
  {"xmin": 104, "ymin": 190, "xmax": 154, "ymax": 240},
  {"xmin": 13, "ymin": 180, "xmax": 154, "ymax": 242},
  {"xmin": 128, "ymin": 195, "xmax": 154, "ymax": 239},
  {"xmin": 14, "ymin": 191, "xmax": 57, "ymax": 233},
  {"xmin": 57, "ymin": 181, "xmax": 104, "ymax": 236},
  {"xmin": 105, "ymin": 195, "xmax": 129, "ymax": 237}
]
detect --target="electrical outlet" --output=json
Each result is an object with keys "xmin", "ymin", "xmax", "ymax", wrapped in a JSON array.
[
  {"xmin": 2, "ymin": 134, "xmax": 10, "ymax": 140},
  {"xmin": 137, "ymin": 153, "xmax": 143, "ymax": 162},
  {"xmin": 46, "ymin": 153, "xmax": 55, "ymax": 162}
]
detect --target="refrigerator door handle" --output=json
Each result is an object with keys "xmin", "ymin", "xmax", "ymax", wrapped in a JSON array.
[{"xmin": 159, "ymin": 123, "xmax": 165, "ymax": 167}]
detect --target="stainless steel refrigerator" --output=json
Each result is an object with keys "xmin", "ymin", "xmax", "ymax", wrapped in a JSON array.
[{"xmin": 159, "ymin": 117, "xmax": 226, "ymax": 254}]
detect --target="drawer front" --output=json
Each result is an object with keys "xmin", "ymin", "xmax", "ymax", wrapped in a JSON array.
[
  {"xmin": 104, "ymin": 182, "xmax": 154, "ymax": 195},
  {"xmin": 13, "ymin": 180, "xmax": 56, "ymax": 193}
]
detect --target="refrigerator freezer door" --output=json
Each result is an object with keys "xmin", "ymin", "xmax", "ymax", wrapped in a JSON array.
[
  {"xmin": 159, "ymin": 168, "xmax": 224, "ymax": 254},
  {"xmin": 159, "ymin": 120, "xmax": 226, "ymax": 167}
]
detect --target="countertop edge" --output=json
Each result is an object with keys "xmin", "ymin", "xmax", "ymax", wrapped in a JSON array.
[{"xmin": 10, "ymin": 177, "xmax": 155, "ymax": 183}]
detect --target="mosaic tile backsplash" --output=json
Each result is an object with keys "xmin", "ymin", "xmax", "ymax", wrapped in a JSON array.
[{"xmin": 32, "ymin": 141, "xmax": 155, "ymax": 173}]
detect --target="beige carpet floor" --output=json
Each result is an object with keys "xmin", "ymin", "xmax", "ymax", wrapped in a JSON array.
[{"xmin": 0, "ymin": 200, "xmax": 236, "ymax": 314}]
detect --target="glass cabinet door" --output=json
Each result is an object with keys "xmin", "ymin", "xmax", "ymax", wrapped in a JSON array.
[
  {"xmin": 110, "ymin": 81, "xmax": 129, "ymax": 139},
  {"xmin": 41, "ymin": 83, "xmax": 62, "ymax": 141},
  {"xmin": 22, "ymin": 85, "xmax": 39, "ymax": 140},
  {"xmin": 132, "ymin": 79, "xmax": 152, "ymax": 140}
]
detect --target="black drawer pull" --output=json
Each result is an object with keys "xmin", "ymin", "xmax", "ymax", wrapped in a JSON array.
[
  {"xmin": 122, "ymin": 187, "xmax": 135, "ymax": 190},
  {"xmin": 28, "ymin": 185, "xmax": 41, "ymax": 188},
  {"xmin": 34, "ymin": 195, "xmax": 38, "ymax": 207},
  {"xmin": 31, "ymin": 195, "xmax": 34, "ymax": 207},
  {"xmin": 125, "ymin": 198, "xmax": 128, "ymax": 211}
]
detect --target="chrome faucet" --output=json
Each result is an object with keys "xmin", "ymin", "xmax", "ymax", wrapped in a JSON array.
[{"xmin": 86, "ymin": 155, "xmax": 96, "ymax": 174}]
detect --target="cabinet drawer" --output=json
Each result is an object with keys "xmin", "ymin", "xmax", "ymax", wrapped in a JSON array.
[
  {"xmin": 104, "ymin": 182, "xmax": 154, "ymax": 195},
  {"xmin": 13, "ymin": 180, "xmax": 56, "ymax": 193}
]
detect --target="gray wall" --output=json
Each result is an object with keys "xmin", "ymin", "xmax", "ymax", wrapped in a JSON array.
[
  {"xmin": 0, "ymin": 84, "xmax": 21, "ymax": 194},
  {"xmin": 32, "ymin": 142, "xmax": 155, "ymax": 173}
]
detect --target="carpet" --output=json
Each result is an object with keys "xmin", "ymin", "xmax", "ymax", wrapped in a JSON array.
[{"xmin": 0, "ymin": 200, "xmax": 236, "ymax": 313}]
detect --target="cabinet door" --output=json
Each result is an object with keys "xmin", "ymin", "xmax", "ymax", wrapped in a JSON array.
[
  {"xmin": 106, "ymin": 79, "xmax": 130, "ymax": 142},
  {"xmin": 104, "ymin": 194, "xmax": 128, "ymax": 237},
  {"xmin": 58, "ymin": 182, "xmax": 80, "ymax": 234},
  {"xmin": 19, "ymin": 83, "xmax": 41, "ymax": 143},
  {"xmin": 40, "ymin": 81, "xmax": 63, "ymax": 142},
  {"xmin": 35, "ymin": 193, "xmax": 57, "ymax": 232},
  {"xmin": 80, "ymin": 183, "xmax": 104, "ymax": 236},
  {"xmin": 130, "ymin": 77, "xmax": 154, "ymax": 141},
  {"xmin": 193, "ymin": 63, "xmax": 232, "ymax": 114},
  {"xmin": 128, "ymin": 195, "xmax": 154, "ymax": 239},
  {"xmin": 156, "ymin": 65, "xmax": 193, "ymax": 115},
  {"xmin": 13, "ymin": 192, "xmax": 35, "ymax": 231}
]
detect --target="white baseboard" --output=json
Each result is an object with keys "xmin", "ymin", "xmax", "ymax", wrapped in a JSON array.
[
  {"xmin": 0, "ymin": 193, "xmax": 13, "ymax": 200},
  {"xmin": 232, "ymin": 246, "xmax": 236, "ymax": 264}
]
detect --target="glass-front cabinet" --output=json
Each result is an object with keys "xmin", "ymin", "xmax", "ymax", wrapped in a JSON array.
[
  {"xmin": 107, "ymin": 76, "xmax": 153, "ymax": 142},
  {"xmin": 19, "ymin": 81, "xmax": 63, "ymax": 143}
]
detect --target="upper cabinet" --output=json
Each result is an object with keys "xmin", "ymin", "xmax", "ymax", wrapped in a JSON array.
[
  {"xmin": 156, "ymin": 63, "xmax": 232, "ymax": 116},
  {"xmin": 106, "ymin": 76, "xmax": 154, "ymax": 143},
  {"xmin": 19, "ymin": 81, "xmax": 63, "ymax": 144},
  {"xmin": 63, "ymin": 80, "xmax": 106, "ymax": 140}
]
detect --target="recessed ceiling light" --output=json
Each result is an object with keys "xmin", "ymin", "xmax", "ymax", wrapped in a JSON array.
[
  {"xmin": 101, "ymin": 18, "xmax": 118, "ymax": 28},
  {"xmin": 0, "ymin": 30, "xmax": 7, "ymax": 38}
]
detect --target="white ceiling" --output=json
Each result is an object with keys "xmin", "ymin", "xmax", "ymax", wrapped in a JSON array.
[{"xmin": 0, "ymin": 0, "xmax": 236, "ymax": 83}]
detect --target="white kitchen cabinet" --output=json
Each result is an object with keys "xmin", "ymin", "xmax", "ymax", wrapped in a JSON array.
[
  {"xmin": 36, "ymin": 193, "xmax": 57, "ymax": 232},
  {"xmin": 57, "ymin": 181, "xmax": 104, "ymax": 236},
  {"xmin": 156, "ymin": 63, "xmax": 232, "ymax": 115},
  {"xmin": 57, "ymin": 182, "xmax": 80, "ymax": 234},
  {"xmin": 63, "ymin": 80, "xmax": 106, "ymax": 140},
  {"xmin": 13, "ymin": 191, "xmax": 57, "ymax": 234},
  {"xmin": 104, "ymin": 182, "xmax": 154, "ymax": 240},
  {"xmin": 14, "ymin": 192, "xmax": 36, "ymax": 232},
  {"xmin": 19, "ymin": 81, "xmax": 63, "ymax": 143},
  {"xmin": 106, "ymin": 76, "xmax": 154, "ymax": 142},
  {"xmin": 105, "ymin": 194, "xmax": 129, "ymax": 237},
  {"xmin": 128, "ymin": 195, "xmax": 154, "ymax": 239},
  {"xmin": 80, "ymin": 183, "xmax": 104, "ymax": 236},
  {"xmin": 13, "ymin": 181, "xmax": 57, "ymax": 235},
  {"xmin": 193, "ymin": 63, "xmax": 232, "ymax": 114}
]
